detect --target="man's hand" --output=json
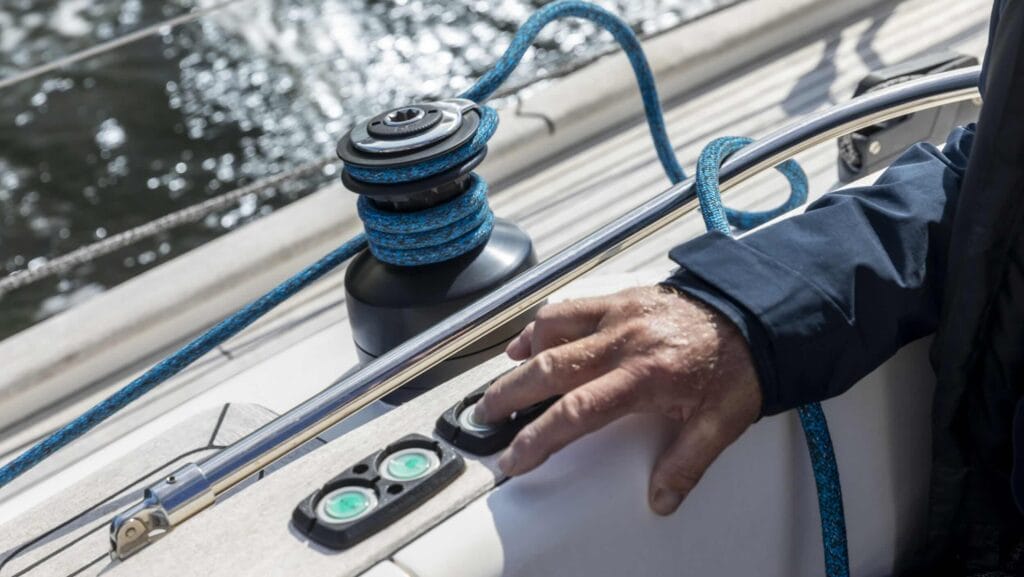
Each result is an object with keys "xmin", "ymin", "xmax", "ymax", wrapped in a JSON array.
[{"xmin": 473, "ymin": 286, "xmax": 762, "ymax": 516}]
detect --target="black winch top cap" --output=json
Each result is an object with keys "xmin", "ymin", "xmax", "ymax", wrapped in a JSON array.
[{"xmin": 337, "ymin": 98, "xmax": 481, "ymax": 169}]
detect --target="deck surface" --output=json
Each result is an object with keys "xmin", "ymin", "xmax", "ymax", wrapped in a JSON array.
[{"xmin": 0, "ymin": 0, "xmax": 992, "ymax": 573}]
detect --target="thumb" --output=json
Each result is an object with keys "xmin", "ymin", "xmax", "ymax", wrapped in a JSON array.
[{"xmin": 648, "ymin": 411, "xmax": 741, "ymax": 516}]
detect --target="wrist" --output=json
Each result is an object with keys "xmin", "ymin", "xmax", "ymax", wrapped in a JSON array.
[{"xmin": 659, "ymin": 278, "xmax": 773, "ymax": 417}]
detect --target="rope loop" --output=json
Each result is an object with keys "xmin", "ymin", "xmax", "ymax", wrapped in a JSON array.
[
  {"xmin": 461, "ymin": 0, "xmax": 686, "ymax": 183},
  {"xmin": 695, "ymin": 136, "xmax": 809, "ymax": 233}
]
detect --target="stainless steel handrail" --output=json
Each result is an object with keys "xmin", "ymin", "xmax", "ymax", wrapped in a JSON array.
[{"xmin": 110, "ymin": 67, "xmax": 982, "ymax": 559}]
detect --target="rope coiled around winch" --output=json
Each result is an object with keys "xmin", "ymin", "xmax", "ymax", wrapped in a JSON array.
[
  {"xmin": 349, "ymin": 106, "xmax": 499, "ymax": 266},
  {"xmin": 0, "ymin": 5, "xmax": 846, "ymax": 576}
]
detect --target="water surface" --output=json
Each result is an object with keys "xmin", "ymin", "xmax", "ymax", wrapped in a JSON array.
[{"xmin": 0, "ymin": 0, "xmax": 736, "ymax": 340}]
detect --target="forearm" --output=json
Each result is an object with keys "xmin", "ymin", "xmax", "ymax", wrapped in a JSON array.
[{"xmin": 664, "ymin": 126, "xmax": 974, "ymax": 415}]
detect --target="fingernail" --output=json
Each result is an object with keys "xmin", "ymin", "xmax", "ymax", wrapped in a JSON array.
[
  {"xmin": 650, "ymin": 488, "xmax": 683, "ymax": 516},
  {"xmin": 505, "ymin": 336, "xmax": 520, "ymax": 355},
  {"xmin": 506, "ymin": 335, "xmax": 528, "ymax": 359},
  {"xmin": 498, "ymin": 449, "xmax": 518, "ymax": 476}
]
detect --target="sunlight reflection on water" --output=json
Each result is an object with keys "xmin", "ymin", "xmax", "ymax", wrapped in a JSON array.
[{"xmin": 0, "ymin": 0, "xmax": 736, "ymax": 339}]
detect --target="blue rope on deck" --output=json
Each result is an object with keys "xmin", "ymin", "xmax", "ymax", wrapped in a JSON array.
[
  {"xmin": 696, "ymin": 136, "xmax": 848, "ymax": 577},
  {"xmin": 0, "ymin": 6, "xmax": 847, "ymax": 577}
]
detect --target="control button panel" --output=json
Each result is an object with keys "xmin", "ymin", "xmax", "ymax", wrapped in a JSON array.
[
  {"xmin": 292, "ymin": 434, "xmax": 464, "ymax": 550},
  {"xmin": 435, "ymin": 376, "xmax": 558, "ymax": 456}
]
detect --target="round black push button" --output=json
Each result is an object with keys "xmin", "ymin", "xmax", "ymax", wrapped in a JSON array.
[{"xmin": 458, "ymin": 404, "xmax": 497, "ymax": 434}]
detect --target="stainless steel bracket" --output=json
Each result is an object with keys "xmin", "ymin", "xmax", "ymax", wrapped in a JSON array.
[{"xmin": 110, "ymin": 463, "xmax": 213, "ymax": 558}]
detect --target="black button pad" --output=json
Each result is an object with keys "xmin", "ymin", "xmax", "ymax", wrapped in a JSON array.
[
  {"xmin": 292, "ymin": 434, "xmax": 463, "ymax": 550},
  {"xmin": 435, "ymin": 375, "xmax": 558, "ymax": 456}
]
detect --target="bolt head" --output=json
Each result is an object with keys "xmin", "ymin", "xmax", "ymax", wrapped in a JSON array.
[
  {"xmin": 384, "ymin": 107, "xmax": 426, "ymax": 126},
  {"xmin": 120, "ymin": 517, "xmax": 146, "ymax": 541},
  {"xmin": 868, "ymin": 141, "xmax": 882, "ymax": 155}
]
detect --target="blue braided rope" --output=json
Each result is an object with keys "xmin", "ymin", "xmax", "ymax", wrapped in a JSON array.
[
  {"xmin": 349, "ymin": 3, "xmax": 809, "ymax": 265},
  {"xmin": 0, "ymin": 13, "xmax": 849, "ymax": 577},
  {"xmin": 347, "ymin": 107, "xmax": 499, "ymax": 266},
  {"xmin": 0, "ymin": 235, "xmax": 367, "ymax": 488},
  {"xmin": 697, "ymin": 137, "xmax": 849, "ymax": 577},
  {"xmin": 461, "ymin": 1, "xmax": 686, "ymax": 184},
  {"xmin": 358, "ymin": 177, "xmax": 495, "ymax": 266},
  {"xmin": 799, "ymin": 404, "xmax": 851, "ymax": 577},
  {"xmin": 696, "ymin": 136, "xmax": 809, "ymax": 231}
]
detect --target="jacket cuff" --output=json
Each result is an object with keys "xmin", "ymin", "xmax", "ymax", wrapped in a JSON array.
[
  {"xmin": 665, "ymin": 230, "xmax": 846, "ymax": 414},
  {"xmin": 661, "ymin": 269, "xmax": 779, "ymax": 417}
]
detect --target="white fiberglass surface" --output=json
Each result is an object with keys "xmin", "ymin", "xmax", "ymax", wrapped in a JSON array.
[{"xmin": 394, "ymin": 339, "xmax": 934, "ymax": 577}]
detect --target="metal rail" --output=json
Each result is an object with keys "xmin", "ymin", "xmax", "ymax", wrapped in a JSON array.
[
  {"xmin": 110, "ymin": 67, "xmax": 982, "ymax": 559},
  {"xmin": 0, "ymin": 0, "xmax": 251, "ymax": 92}
]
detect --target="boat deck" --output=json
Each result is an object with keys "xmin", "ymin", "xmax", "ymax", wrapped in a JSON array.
[
  {"xmin": 0, "ymin": 0, "xmax": 991, "ymax": 512},
  {"xmin": 0, "ymin": 0, "xmax": 991, "ymax": 572}
]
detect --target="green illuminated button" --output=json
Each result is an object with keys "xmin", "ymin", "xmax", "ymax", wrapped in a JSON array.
[
  {"xmin": 317, "ymin": 486, "xmax": 377, "ymax": 524},
  {"xmin": 382, "ymin": 448, "xmax": 440, "ymax": 481},
  {"xmin": 325, "ymin": 491, "xmax": 370, "ymax": 520}
]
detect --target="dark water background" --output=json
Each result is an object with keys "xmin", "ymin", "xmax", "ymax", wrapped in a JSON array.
[{"xmin": 0, "ymin": 0, "xmax": 734, "ymax": 341}]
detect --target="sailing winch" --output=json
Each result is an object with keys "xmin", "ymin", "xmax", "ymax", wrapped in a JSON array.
[{"xmin": 338, "ymin": 98, "xmax": 538, "ymax": 403}]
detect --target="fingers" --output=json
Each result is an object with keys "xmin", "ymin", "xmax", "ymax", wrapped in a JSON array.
[
  {"xmin": 647, "ymin": 410, "xmax": 746, "ymax": 516},
  {"xmin": 511, "ymin": 297, "xmax": 611, "ymax": 360},
  {"xmin": 497, "ymin": 368, "xmax": 639, "ymax": 476},
  {"xmin": 474, "ymin": 332, "xmax": 620, "ymax": 424},
  {"xmin": 505, "ymin": 322, "xmax": 534, "ymax": 360}
]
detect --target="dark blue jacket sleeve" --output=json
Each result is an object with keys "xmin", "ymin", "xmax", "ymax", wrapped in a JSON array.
[
  {"xmin": 664, "ymin": 1, "xmax": 1005, "ymax": 417},
  {"xmin": 664, "ymin": 127, "xmax": 974, "ymax": 416}
]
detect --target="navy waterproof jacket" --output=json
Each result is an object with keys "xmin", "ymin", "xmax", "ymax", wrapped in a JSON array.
[{"xmin": 665, "ymin": 1, "xmax": 1024, "ymax": 574}]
